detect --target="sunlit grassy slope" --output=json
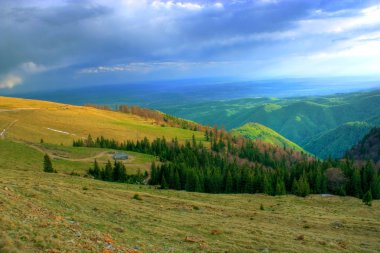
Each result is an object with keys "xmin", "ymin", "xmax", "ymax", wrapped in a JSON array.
[
  {"xmin": 232, "ymin": 122, "xmax": 305, "ymax": 152},
  {"xmin": 0, "ymin": 96, "xmax": 204, "ymax": 145},
  {"xmin": 1, "ymin": 139, "xmax": 380, "ymax": 253}
]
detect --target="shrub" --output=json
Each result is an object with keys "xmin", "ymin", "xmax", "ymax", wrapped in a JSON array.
[
  {"xmin": 363, "ymin": 190, "xmax": 372, "ymax": 206},
  {"xmin": 132, "ymin": 193, "xmax": 142, "ymax": 201},
  {"xmin": 43, "ymin": 154, "xmax": 55, "ymax": 173}
]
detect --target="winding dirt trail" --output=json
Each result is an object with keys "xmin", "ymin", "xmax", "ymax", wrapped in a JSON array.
[
  {"xmin": 15, "ymin": 141, "xmax": 138, "ymax": 164},
  {"xmin": 12, "ymin": 140, "xmax": 112, "ymax": 162},
  {"xmin": 0, "ymin": 120, "xmax": 18, "ymax": 139},
  {"xmin": 0, "ymin": 108, "xmax": 40, "ymax": 113}
]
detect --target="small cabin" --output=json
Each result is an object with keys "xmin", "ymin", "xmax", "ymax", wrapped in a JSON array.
[{"xmin": 113, "ymin": 152, "xmax": 129, "ymax": 160}]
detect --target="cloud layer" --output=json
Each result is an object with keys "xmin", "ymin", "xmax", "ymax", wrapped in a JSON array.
[{"xmin": 0, "ymin": 0, "xmax": 380, "ymax": 91}]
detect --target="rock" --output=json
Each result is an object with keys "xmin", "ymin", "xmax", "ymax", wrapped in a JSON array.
[
  {"xmin": 210, "ymin": 229, "xmax": 223, "ymax": 235},
  {"xmin": 331, "ymin": 221, "xmax": 344, "ymax": 229},
  {"xmin": 184, "ymin": 236, "xmax": 203, "ymax": 243},
  {"xmin": 199, "ymin": 243, "xmax": 209, "ymax": 249}
]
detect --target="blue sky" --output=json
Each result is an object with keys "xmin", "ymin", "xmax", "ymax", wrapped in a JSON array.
[{"xmin": 1, "ymin": 0, "xmax": 380, "ymax": 92}]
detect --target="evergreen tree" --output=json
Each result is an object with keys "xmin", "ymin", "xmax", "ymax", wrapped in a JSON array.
[
  {"xmin": 86, "ymin": 134, "xmax": 95, "ymax": 147},
  {"xmin": 351, "ymin": 168, "xmax": 362, "ymax": 198},
  {"xmin": 262, "ymin": 174, "xmax": 272, "ymax": 195},
  {"xmin": 194, "ymin": 173, "xmax": 202, "ymax": 192},
  {"xmin": 370, "ymin": 177, "xmax": 380, "ymax": 199},
  {"xmin": 292, "ymin": 175, "xmax": 310, "ymax": 197},
  {"xmin": 173, "ymin": 169, "xmax": 181, "ymax": 190},
  {"xmin": 185, "ymin": 170, "xmax": 196, "ymax": 192},
  {"xmin": 363, "ymin": 190, "xmax": 373, "ymax": 206},
  {"xmin": 275, "ymin": 178, "xmax": 286, "ymax": 195},
  {"xmin": 362, "ymin": 161, "xmax": 375, "ymax": 193},
  {"xmin": 161, "ymin": 175, "xmax": 169, "ymax": 189},
  {"xmin": 43, "ymin": 154, "xmax": 54, "ymax": 173},
  {"xmin": 150, "ymin": 162, "xmax": 158, "ymax": 185},
  {"xmin": 103, "ymin": 161, "xmax": 113, "ymax": 181},
  {"xmin": 225, "ymin": 170, "xmax": 233, "ymax": 193},
  {"xmin": 204, "ymin": 130, "xmax": 209, "ymax": 141},
  {"xmin": 90, "ymin": 159, "xmax": 101, "ymax": 179}
]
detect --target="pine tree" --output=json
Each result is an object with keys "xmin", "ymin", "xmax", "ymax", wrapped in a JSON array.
[
  {"xmin": 90, "ymin": 159, "xmax": 101, "ymax": 179},
  {"xmin": 150, "ymin": 162, "xmax": 157, "ymax": 185},
  {"xmin": 205, "ymin": 130, "xmax": 210, "ymax": 141},
  {"xmin": 225, "ymin": 170, "xmax": 233, "ymax": 193},
  {"xmin": 185, "ymin": 170, "xmax": 195, "ymax": 192},
  {"xmin": 370, "ymin": 177, "xmax": 380, "ymax": 199},
  {"xmin": 275, "ymin": 178, "xmax": 286, "ymax": 195},
  {"xmin": 161, "ymin": 175, "xmax": 169, "ymax": 189},
  {"xmin": 103, "ymin": 161, "xmax": 113, "ymax": 181},
  {"xmin": 363, "ymin": 190, "xmax": 373, "ymax": 206},
  {"xmin": 262, "ymin": 174, "xmax": 272, "ymax": 195},
  {"xmin": 43, "ymin": 154, "xmax": 54, "ymax": 173},
  {"xmin": 173, "ymin": 169, "xmax": 181, "ymax": 190},
  {"xmin": 351, "ymin": 168, "xmax": 362, "ymax": 198},
  {"xmin": 194, "ymin": 173, "xmax": 202, "ymax": 192},
  {"xmin": 86, "ymin": 134, "xmax": 94, "ymax": 147},
  {"xmin": 292, "ymin": 175, "xmax": 310, "ymax": 197}
]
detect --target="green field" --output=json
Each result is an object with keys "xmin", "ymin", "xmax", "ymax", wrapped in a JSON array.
[
  {"xmin": 0, "ymin": 96, "xmax": 204, "ymax": 146},
  {"xmin": 1, "ymin": 97, "xmax": 380, "ymax": 252},
  {"xmin": 1, "ymin": 139, "xmax": 380, "ymax": 253}
]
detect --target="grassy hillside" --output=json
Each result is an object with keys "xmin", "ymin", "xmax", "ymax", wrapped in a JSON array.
[
  {"xmin": 0, "ymin": 96, "xmax": 204, "ymax": 145},
  {"xmin": 1, "ymin": 139, "xmax": 380, "ymax": 252},
  {"xmin": 304, "ymin": 122, "xmax": 373, "ymax": 159},
  {"xmin": 232, "ymin": 122, "xmax": 305, "ymax": 152},
  {"xmin": 346, "ymin": 127, "xmax": 380, "ymax": 163},
  {"xmin": 163, "ymin": 89, "xmax": 380, "ymax": 158}
]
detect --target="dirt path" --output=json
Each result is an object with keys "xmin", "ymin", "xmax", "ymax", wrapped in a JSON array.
[
  {"xmin": 12, "ymin": 140, "xmax": 111, "ymax": 162},
  {"xmin": 32, "ymin": 144, "xmax": 111, "ymax": 162},
  {"xmin": 0, "ymin": 108, "xmax": 40, "ymax": 113},
  {"xmin": 16, "ymin": 141, "xmax": 138, "ymax": 164},
  {"xmin": 0, "ymin": 120, "xmax": 18, "ymax": 139}
]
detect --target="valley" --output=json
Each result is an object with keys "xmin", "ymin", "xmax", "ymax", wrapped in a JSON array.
[
  {"xmin": 2, "ymin": 1, "xmax": 380, "ymax": 252},
  {"xmin": 164, "ymin": 89, "xmax": 380, "ymax": 159},
  {"xmin": 0, "ymin": 96, "xmax": 379, "ymax": 252}
]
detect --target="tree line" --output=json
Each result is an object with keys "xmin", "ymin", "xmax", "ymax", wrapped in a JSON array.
[
  {"xmin": 88, "ymin": 159, "xmax": 147, "ymax": 184},
  {"xmin": 85, "ymin": 104, "xmax": 204, "ymax": 131},
  {"xmin": 75, "ymin": 134, "xmax": 380, "ymax": 200}
]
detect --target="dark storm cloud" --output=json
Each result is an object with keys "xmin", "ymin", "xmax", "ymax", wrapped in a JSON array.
[{"xmin": 0, "ymin": 0, "xmax": 379, "ymax": 91}]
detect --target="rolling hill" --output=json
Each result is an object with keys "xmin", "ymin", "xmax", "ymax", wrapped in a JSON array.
[
  {"xmin": 0, "ymin": 96, "xmax": 204, "ymax": 146},
  {"xmin": 162, "ymin": 89, "xmax": 380, "ymax": 158},
  {"xmin": 303, "ymin": 122, "xmax": 373, "ymax": 159},
  {"xmin": 1, "ymin": 138, "xmax": 380, "ymax": 252},
  {"xmin": 1, "ymin": 96, "xmax": 380, "ymax": 252},
  {"xmin": 232, "ymin": 122, "xmax": 305, "ymax": 152}
]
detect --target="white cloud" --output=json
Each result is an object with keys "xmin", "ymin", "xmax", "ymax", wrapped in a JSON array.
[
  {"xmin": 20, "ymin": 61, "xmax": 47, "ymax": 73},
  {"xmin": 0, "ymin": 74, "xmax": 22, "ymax": 89},
  {"xmin": 151, "ymin": 1, "xmax": 203, "ymax": 11},
  {"xmin": 296, "ymin": 5, "xmax": 380, "ymax": 35},
  {"xmin": 79, "ymin": 61, "xmax": 227, "ymax": 74},
  {"xmin": 214, "ymin": 2, "xmax": 223, "ymax": 9}
]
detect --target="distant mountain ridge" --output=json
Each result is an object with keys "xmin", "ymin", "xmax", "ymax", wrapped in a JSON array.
[{"xmin": 164, "ymin": 89, "xmax": 380, "ymax": 158}]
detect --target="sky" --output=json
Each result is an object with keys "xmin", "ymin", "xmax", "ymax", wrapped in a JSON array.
[{"xmin": 1, "ymin": 0, "xmax": 380, "ymax": 93}]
